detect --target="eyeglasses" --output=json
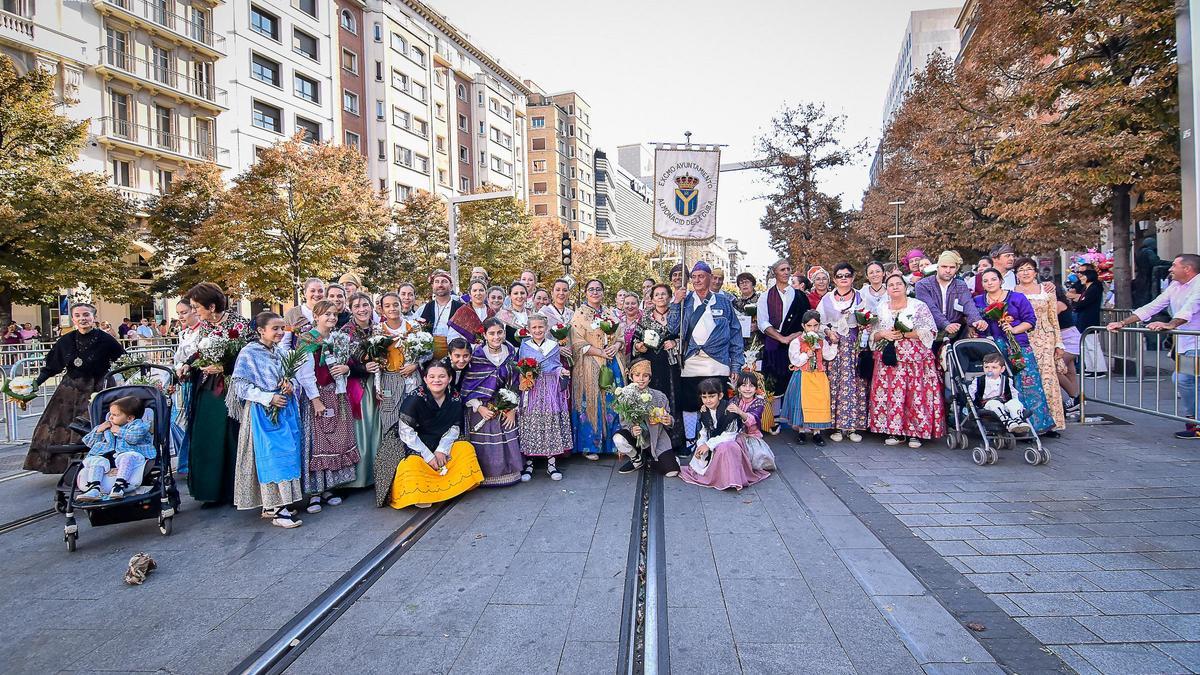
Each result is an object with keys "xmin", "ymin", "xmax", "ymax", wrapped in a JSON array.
[
  {"xmin": 586, "ymin": 287, "xmax": 602, "ymax": 293},
  {"xmin": 834, "ymin": 273, "xmax": 853, "ymax": 279}
]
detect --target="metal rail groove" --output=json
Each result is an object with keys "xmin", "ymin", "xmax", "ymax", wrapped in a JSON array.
[
  {"xmin": 617, "ymin": 467, "xmax": 669, "ymax": 675},
  {"xmin": 230, "ymin": 499, "xmax": 457, "ymax": 675},
  {"xmin": 0, "ymin": 507, "xmax": 56, "ymax": 535}
]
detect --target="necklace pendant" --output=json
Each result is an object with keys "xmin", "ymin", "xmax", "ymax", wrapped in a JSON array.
[{"xmin": 73, "ymin": 357, "xmax": 84, "ymax": 367}]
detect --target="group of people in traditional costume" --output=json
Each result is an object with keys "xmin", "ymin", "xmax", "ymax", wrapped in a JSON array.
[{"xmin": 21, "ymin": 238, "xmax": 1102, "ymax": 525}]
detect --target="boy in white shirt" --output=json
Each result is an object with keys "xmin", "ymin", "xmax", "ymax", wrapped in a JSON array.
[{"xmin": 967, "ymin": 353, "xmax": 1032, "ymax": 434}]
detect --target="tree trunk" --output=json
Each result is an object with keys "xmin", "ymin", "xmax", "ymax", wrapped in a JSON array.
[
  {"xmin": 0, "ymin": 286, "xmax": 12, "ymax": 330},
  {"xmin": 1109, "ymin": 184, "xmax": 1133, "ymax": 309}
]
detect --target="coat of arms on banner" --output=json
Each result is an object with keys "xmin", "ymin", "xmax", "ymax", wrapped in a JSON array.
[{"xmin": 653, "ymin": 147, "xmax": 720, "ymax": 241}]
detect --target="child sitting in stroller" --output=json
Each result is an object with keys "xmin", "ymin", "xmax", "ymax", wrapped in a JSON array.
[
  {"xmin": 967, "ymin": 353, "xmax": 1032, "ymax": 435},
  {"xmin": 77, "ymin": 396, "xmax": 155, "ymax": 501}
]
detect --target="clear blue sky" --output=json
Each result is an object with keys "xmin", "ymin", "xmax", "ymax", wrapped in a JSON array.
[{"xmin": 429, "ymin": 0, "xmax": 961, "ymax": 272}]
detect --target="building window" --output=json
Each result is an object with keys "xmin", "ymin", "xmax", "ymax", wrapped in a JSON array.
[
  {"xmin": 251, "ymin": 100, "xmax": 282, "ymax": 133},
  {"xmin": 394, "ymin": 145, "xmax": 412, "ymax": 167},
  {"xmin": 436, "ymin": 135, "xmax": 446, "ymax": 153},
  {"xmin": 410, "ymin": 45, "xmax": 425, "ymax": 65},
  {"xmin": 250, "ymin": 53, "xmax": 281, "ymax": 87},
  {"xmin": 395, "ymin": 183, "xmax": 411, "ymax": 200},
  {"xmin": 456, "ymin": 83, "xmax": 466, "ymax": 100},
  {"xmin": 293, "ymin": 29, "xmax": 318, "ymax": 60},
  {"xmin": 374, "ymin": 61, "xmax": 383, "ymax": 81},
  {"xmin": 341, "ymin": 49, "xmax": 358, "ymax": 73},
  {"xmin": 415, "ymin": 154, "xmax": 430, "ymax": 174},
  {"xmin": 339, "ymin": 9, "xmax": 356, "ymax": 33},
  {"xmin": 392, "ymin": 107, "xmax": 410, "ymax": 128},
  {"xmin": 478, "ymin": 121, "xmax": 484, "ymax": 136},
  {"xmin": 411, "ymin": 82, "xmax": 426, "ymax": 101},
  {"xmin": 391, "ymin": 69, "xmax": 408, "ymax": 91},
  {"xmin": 438, "ymin": 168, "xmax": 448, "ymax": 185},
  {"xmin": 373, "ymin": 23, "xmax": 382, "ymax": 42},
  {"xmin": 250, "ymin": 5, "xmax": 279, "ymax": 41},
  {"xmin": 531, "ymin": 138, "xmax": 546, "ymax": 151},
  {"xmin": 375, "ymin": 100, "xmax": 384, "ymax": 120},
  {"xmin": 459, "ymin": 145, "xmax": 468, "ymax": 162},
  {"xmin": 479, "ymin": 150, "xmax": 485, "ymax": 167},
  {"xmin": 459, "ymin": 176, "xmax": 470, "ymax": 191},
  {"xmin": 414, "ymin": 117, "xmax": 428, "ymax": 138},
  {"xmin": 434, "ymin": 102, "xmax": 446, "ymax": 120},
  {"xmin": 296, "ymin": 116, "xmax": 320, "ymax": 143},
  {"xmin": 157, "ymin": 168, "xmax": 174, "ymax": 193},
  {"xmin": 111, "ymin": 158, "xmax": 131, "ymax": 187},
  {"xmin": 531, "ymin": 116, "xmax": 545, "ymax": 129},
  {"xmin": 377, "ymin": 139, "xmax": 385, "ymax": 160},
  {"xmin": 344, "ymin": 130, "xmax": 360, "ymax": 150},
  {"xmin": 457, "ymin": 114, "xmax": 467, "ymax": 131},
  {"xmin": 596, "ymin": 194, "xmax": 608, "ymax": 207},
  {"xmin": 532, "ymin": 182, "xmax": 547, "ymax": 195},
  {"xmin": 534, "ymin": 204, "xmax": 548, "ymax": 216},
  {"xmin": 342, "ymin": 90, "xmax": 359, "ymax": 114},
  {"xmin": 150, "ymin": 45, "xmax": 171, "ymax": 85},
  {"xmin": 390, "ymin": 33, "xmax": 406, "ymax": 53},
  {"xmin": 532, "ymin": 160, "xmax": 546, "ymax": 173},
  {"xmin": 294, "ymin": 73, "xmax": 319, "ymax": 103},
  {"xmin": 296, "ymin": 0, "xmax": 317, "ymax": 18}
]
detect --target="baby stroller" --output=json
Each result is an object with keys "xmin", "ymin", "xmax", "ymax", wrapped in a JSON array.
[
  {"xmin": 52, "ymin": 363, "xmax": 181, "ymax": 552},
  {"xmin": 943, "ymin": 338, "xmax": 1049, "ymax": 467}
]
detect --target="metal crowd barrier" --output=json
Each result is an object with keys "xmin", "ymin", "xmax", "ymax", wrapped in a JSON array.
[
  {"xmin": 2, "ymin": 340, "xmax": 178, "ymax": 444},
  {"xmin": 1079, "ymin": 326, "xmax": 1200, "ymax": 425}
]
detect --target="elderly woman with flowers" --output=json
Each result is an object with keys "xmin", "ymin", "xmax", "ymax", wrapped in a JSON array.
[
  {"xmin": 974, "ymin": 268, "xmax": 1055, "ymax": 433},
  {"xmin": 868, "ymin": 273, "xmax": 945, "ymax": 447}
]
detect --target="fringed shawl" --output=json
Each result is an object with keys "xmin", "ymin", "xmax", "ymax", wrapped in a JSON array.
[{"xmin": 462, "ymin": 343, "xmax": 516, "ymax": 404}]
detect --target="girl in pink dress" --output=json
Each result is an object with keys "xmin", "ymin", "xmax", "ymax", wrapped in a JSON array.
[{"xmin": 679, "ymin": 378, "xmax": 769, "ymax": 491}]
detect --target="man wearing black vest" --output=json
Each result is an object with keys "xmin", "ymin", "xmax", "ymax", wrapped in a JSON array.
[
  {"xmin": 418, "ymin": 269, "xmax": 464, "ymax": 361},
  {"xmin": 756, "ymin": 258, "xmax": 811, "ymax": 421}
]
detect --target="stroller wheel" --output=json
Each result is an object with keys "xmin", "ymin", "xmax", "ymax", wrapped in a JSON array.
[
  {"xmin": 946, "ymin": 433, "xmax": 958, "ymax": 449},
  {"xmin": 1041, "ymin": 448, "xmax": 1051, "ymax": 464},
  {"xmin": 65, "ymin": 531, "xmax": 77, "ymax": 552},
  {"xmin": 1023, "ymin": 447, "xmax": 1042, "ymax": 465},
  {"xmin": 971, "ymin": 447, "xmax": 987, "ymax": 466},
  {"xmin": 159, "ymin": 517, "xmax": 173, "ymax": 536},
  {"xmin": 986, "ymin": 448, "xmax": 999, "ymax": 465},
  {"xmin": 959, "ymin": 433, "xmax": 970, "ymax": 450}
]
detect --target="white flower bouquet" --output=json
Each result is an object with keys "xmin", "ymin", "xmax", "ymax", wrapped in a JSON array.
[
  {"xmin": 404, "ymin": 331, "xmax": 434, "ymax": 365},
  {"xmin": 473, "ymin": 387, "xmax": 520, "ymax": 431},
  {"xmin": 3, "ymin": 375, "xmax": 37, "ymax": 410},
  {"xmin": 323, "ymin": 331, "xmax": 353, "ymax": 394}
]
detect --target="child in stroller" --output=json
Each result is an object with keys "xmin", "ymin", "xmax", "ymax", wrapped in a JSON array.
[
  {"xmin": 77, "ymin": 395, "xmax": 157, "ymax": 501},
  {"xmin": 967, "ymin": 353, "xmax": 1032, "ymax": 436}
]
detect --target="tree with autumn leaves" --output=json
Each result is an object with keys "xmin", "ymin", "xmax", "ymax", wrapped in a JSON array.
[{"xmin": 861, "ymin": 0, "xmax": 1179, "ymax": 307}]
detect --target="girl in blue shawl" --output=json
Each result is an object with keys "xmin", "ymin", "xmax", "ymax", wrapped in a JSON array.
[{"xmin": 231, "ymin": 312, "xmax": 304, "ymax": 528}]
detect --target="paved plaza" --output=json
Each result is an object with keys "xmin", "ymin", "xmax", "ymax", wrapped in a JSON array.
[{"xmin": 0, "ymin": 404, "xmax": 1197, "ymax": 674}]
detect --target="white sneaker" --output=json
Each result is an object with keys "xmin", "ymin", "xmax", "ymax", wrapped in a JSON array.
[
  {"xmin": 848, "ymin": 432, "xmax": 863, "ymax": 443},
  {"xmin": 1009, "ymin": 422, "xmax": 1032, "ymax": 435},
  {"xmin": 907, "ymin": 438, "xmax": 922, "ymax": 448},
  {"xmin": 884, "ymin": 436, "xmax": 902, "ymax": 446},
  {"xmin": 77, "ymin": 487, "xmax": 101, "ymax": 502},
  {"xmin": 828, "ymin": 431, "xmax": 844, "ymax": 442},
  {"xmin": 272, "ymin": 516, "xmax": 302, "ymax": 529},
  {"xmin": 584, "ymin": 453, "xmax": 599, "ymax": 461},
  {"xmin": 665, "ymin": 470, "xmax": 679, "ymax": 478}
]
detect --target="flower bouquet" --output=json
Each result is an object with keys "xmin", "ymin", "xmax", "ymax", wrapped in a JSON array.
[
  {"xmin": 3, "ymin": 375, "xmax": 37, "ymax": 410},
  {"xmin": 267, "ymin": 348, "xmax": 308, "ymax": 424},
  {"xmin": 550, "ymin": 323, "xmax": 570, "ymax": 342},
  {"xmin": 854, "ymin": 308, "xmax": 878, "ymax": 349},
  {"xmin": 473, "ymin": 387, "xmax": 520, "ymax": 431},
  {"xmin": 356, "ymin": 334, "xmax": 395, "ymax": 393},
  {"xmin": 516, "ymin": 326, "xmax": 530, "ymax": 340},
  {"xmin": 404, "ymin": 331, "xmax": 434, "ymax": 366},
  {"xmin": 322, "ymin": 331, "xmax": 352, "ymax": 394},
  {"xmin": 637, "ymin": 326, "xmax": 663, "ymax": 352},
  {"xmin": 612, "ymin": 384, "xmax": 654, "ymax": 449},
  {"xmin": 473, "ymin": 325, "xmax": 486, "ymax": 344},
  {"xmin": 515, "ymin": 356, "xmax": 540, "ymax": 396},
  {"xmin": 800, "ymin": 332, "xmax": 822, "ymax": 371},
  {"xmin": 591, "ymin": 316, "xmax": 619, "ymax": 347},
  {"xmin": 982, "ymin": 301, "xmax": 1008, "ymax": 324},
  {"xmin": 194, "ymin": 327, "xmax": 246, "ymax": 372},
  {"xmin": 981, "ymin": 301, "xmax": 1025, "ymax": 371},
  {"xmin": 743, "ymin": 335, "xmax": 763, "ymax": 370}
]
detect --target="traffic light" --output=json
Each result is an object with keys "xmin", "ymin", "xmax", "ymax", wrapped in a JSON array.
[{"xmin": 561, "ymin": 232, "xmax": 572, "ymax": 268}]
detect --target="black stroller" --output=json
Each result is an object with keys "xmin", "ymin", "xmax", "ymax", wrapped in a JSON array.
[
  {"xmin": 943, "ymin": 338, "xmax": 1049, "ymax": 467},
  {"xmin": 52, "ymin": 363, "xmax": 181, "ymax": 552}
]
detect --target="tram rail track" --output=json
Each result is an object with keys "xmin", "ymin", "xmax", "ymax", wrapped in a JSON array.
[
  {"xmin": 0, "ymin": 507, "xmax": 56, "ymax": 535},
  {"xmin": 617, "ymin": 467, "xmax": 669, "ymax": 675},
  {"xmin": 230, "ymin": 499, "xmax": 457, "ymax": 675}
]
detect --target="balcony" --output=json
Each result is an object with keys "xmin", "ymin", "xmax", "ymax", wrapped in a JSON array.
[
  {"xmin": 93, "ymin": 0, "xmax": 225, "ymax": 57},
  {"xmin": 95, "ymin": 116, "xmax": 229, "ymax": 165},
  {"xmin": 96, "ymin": 47, "xmax": 227, "ymax": 111},
  {"xmin": 0, "ymin": 8, "xmax": 34, "ymax": 42}
]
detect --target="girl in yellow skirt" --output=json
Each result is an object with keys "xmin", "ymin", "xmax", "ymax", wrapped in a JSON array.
[
  {"xmin": 780, "ymin": 311, "xmax": 835, "ymax": 446},
  {"xmin": 388, "ymin": 361, "xmax": 484, "ymax": 509}
]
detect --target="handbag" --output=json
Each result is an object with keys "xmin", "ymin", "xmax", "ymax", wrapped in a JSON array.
[{"xmin": 856, "ymin": 348, "xmax": 875, "ymax": 380}]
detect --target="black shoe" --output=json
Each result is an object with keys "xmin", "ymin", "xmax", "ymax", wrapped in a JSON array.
[
  {"xmin": 796, "ymin": 432, "xmax": 807, "ymax": 446},
  {"xmin": 618, "ymin": 459, "xmax": 638, "ymax": 474},
  {"xmin": 813, "ymin": 432, "xmax": 825, "ymax": 447}
]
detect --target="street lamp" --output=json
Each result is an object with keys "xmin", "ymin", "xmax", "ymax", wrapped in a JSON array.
[
  {"xmin": 887, "ymin": 200, "xmax": 906, "ymax": 262},
  {"xmin": 446, "ymin": 190, "xmax": 514, "ymax": 293}
]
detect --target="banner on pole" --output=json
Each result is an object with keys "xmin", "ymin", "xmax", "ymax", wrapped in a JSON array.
[{"xmin": 652, "ymin": 146, "xmax": 720, "ymax": 241}]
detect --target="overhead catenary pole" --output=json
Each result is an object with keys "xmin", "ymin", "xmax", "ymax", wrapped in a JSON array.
[
  {"xmin": 446, "ymin": 190, "xmax": 513, "ymax": 294},
  {"xmin": 888, "ymin": 200, "xmax": 906, "ymax": 262}
]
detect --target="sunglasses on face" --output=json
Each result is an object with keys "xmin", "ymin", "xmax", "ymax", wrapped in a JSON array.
[{"xmin": 834, "ymin": 273, "xmax": 853, "ymax": 279}]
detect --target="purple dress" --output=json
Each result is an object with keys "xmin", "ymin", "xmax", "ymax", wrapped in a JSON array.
[
  {"xmin": 517, "ymin": 338, "xmax": 572, "ymax": 457},
  {"xmin": 679, "ymin": 401, "xmax": 769, "ymax": 491},
  {"xmin": 463, "ymin": 344, "xmax": 522, "ymax": 486}
]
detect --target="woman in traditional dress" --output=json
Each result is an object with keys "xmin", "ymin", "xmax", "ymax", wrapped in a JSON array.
[
  {"xmin": 171, "ymin": 297, "xmax": 201, "ymax": 477},
  {"xmin": 462, "ymin": 318, "xmax": 522, "ymax": 486},
  {"xmin": 230, "ymin": 312, "xmax": 304, "ymax": 528},
  {"xmin": 495, "ymin": 282, "xmax": 532, "ymax": 348},
  {"xmin": 571, "ymin": 279, "xmax": 625, "ymax": 459},
  {"xmin": 818, "ymin": 262, "xmax": 873, "ymax": 442},
  {"xmin": 485, "ymin": 285, "xmax": 506, "ymax": 320},
  {"xmin": 806, "ymin": 267, "xmax": 831, "ymax": 309},
  {"xmin": 679, "ymin": 378, "xmax": 769, "ymax": 491},
  {"xmin": 23, "ymin": 303, "xmax": 125, "ymax": 474},
  {"xmin": 974, "ymin": 268, "xmax": 1055, "ymax": 433},
  {"xmin": 183, "ymin": 282, "xmax": 248, "ymax": 505},
  {"xmin": 1013, "ymin": 258, "xmax": 1066, "ymax": 431},
  {"xmin": 618, "ymin": 292, "xmax": 643, "ymax": 363},
  {"xmin": 341, "ymin": 292, "xmax": 382, "ymax": 490},
  {"xmin": 517, "ymin": 314, "xmax": 572, "ymax": 481},
  {"xmin": 632, "ymin": 283, "xmax": 685, "ymax": 453},
  {"xmin": 542, "ymin": 278, "xmax": 575, "ymax": 329},
  {"xmin": 283, "ymin": 278, "xmax": 325, "ymax": 348},
  {"xmin": 532, "ymin": 288, "xmax": 551, "ymax": 314},
  {"xmin": 398, "ymin": 283, "xmax": 421, "ymax": 322},
  {"xmin": 868, "ymin": 273, "xmax": 945, "ymax": 447},
  {"xmin": 386, "ymin": 361, "xmax": 484, "ymax": 509},
  {"xmin": 294, "ymin": 300, "xmax": 360, "ymax": 513},
  {"xmin": 859, "ymin": 261, "xmax": 887, "ymax": 306},
  {"xmin": 449, "ymin": 279, "xmax": 491, "ymax": 344},
  {"xmin": 375, "ymin": 292, "xmax": 422, "ymax": 434},
  {"xmin": 757, "ymin": 258, "xmax": 810, "ymax": 425}
]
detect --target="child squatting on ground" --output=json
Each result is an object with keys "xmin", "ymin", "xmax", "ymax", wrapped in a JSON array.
[
  {"xmin": 78, "ymin": 395, "xmax": 156, "ymax": 501},
  {"xmin": 967, "ymin": 352, "xmax": 1033, "ymax": 435}
]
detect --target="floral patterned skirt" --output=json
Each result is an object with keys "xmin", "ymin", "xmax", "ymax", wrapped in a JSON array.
[
  {"xmin": 519, "ymin": 374, "xmax": 573, "ymax": 457},
  {"xmin": 868, "ymin": 341, "xmax": 945, "ymax": 440},
  {"xmin": 828, "ymin": 336, "xmax": 869, "ymax": 431},
  {"xmin": 996, "ymin": 337, "xmax": 1055, "ymax": 433}
]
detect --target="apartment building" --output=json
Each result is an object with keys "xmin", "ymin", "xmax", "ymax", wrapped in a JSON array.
[
  {"xmin": 362, "ymin": 0, "xmax": 529, "ymax": 204},
  {"xmin": 525, "ymin": 85, "xmax": 594, "ymax": 239},
  {"xmin": 333, "ymin": 0, "xmax": 367, "ymax": 156},
  {"xmin": 594, "ymin": 149, "xmax": 656, "ymax": 252}
]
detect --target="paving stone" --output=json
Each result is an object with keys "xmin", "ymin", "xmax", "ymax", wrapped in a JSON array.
[
  {"xmin": 709, "ymin": 530, "xmax": 802, "ymax": 580},
  {"xmin": 929, "ymin": 540, "xmax": 978, "ymax": 557},
  {"xmin": 920, "ymin": 663, "xmax": 1007, "ymax": 674},
  {"xmin": 167, "ymin": 627, "xmax": 277, "ymax": 675},
  {"xmin": 898, "ymin": 514, "xmax": 943, "ymax": 527},
  {"xmin": 1050, "ymin": 646, "xmax": 1103, "ymax": 675},
  {"xmin": 1015, "ymin": 571, "xmax": 1102, "ymax": 593},
  {"xmin": 1075, "ymin": 615, "xmax": 1182, "ymax": 642},
  {"xmin": 1081, "ymin": 552, "xmax": 1163, "ymax": 571},
  {"xmin": 967, "ymin": 539, "xmax": 1040, "ymax": 556},
  {"xmin": 292, "ymin": 634, "xmax": 465, "ymax": 674},
  {"xmin": 931, "ymin": 514, "xmax": 993, "ymax": 527},
  {"xmin": 1151, "ymin": 613, "xmax": 1200, "ymax": 640},
  {"xmin": 871, "ymin": 594, "xmax": 994, "ymax": 666},
  {"xmin": 1070, "ymin": 642, "xmax": 1187, "ymax": 674},
  {"xmin": 736, "ymin": 641, "xmax": 857, "ymax": 674},
  {"xmin": 667, "ymin": 604, "xmax": 739, "ymax": 674},
  {"xmin": 378, "ymin": 572, "xmax": 503, "ymax": 638},
  {"xmin": 1150, "ymin": 590, "xmax": 1200, "ymax": 613},
  {"xmin": 567, "ymin": 576, "xmax": 624, "ymax": 641},
  {"xmin": 1080, "ymin": 590, "xmax": 1177, "ymax": 615},
  {"xmin": 813, "ymin": 514, "xmax": 886, "ymax": 550},
  {"xmin": 1155, "ymin": 641, "xmax": 1200, "ymax": 672},
  {"xmin": 490, "ymin": 550, "xmax": 586, "ymax": 606},
  {"xmin": 917, "ymin": 526, "xmax": 984, "ymax": 541},
  {"xmin": 448, "ymin": 603, "xmax": 571, "ymax": 675},
  {"xmin": 965, "ymin": 573, "xmax": 1031, "ymax": 594},
  {"xmin": 721, "ymin": 577, "xmax": 837, "ymax": 645},
  {"xmin": 1019, "ymin": 554, "xmax": 1102, "ymax": 572},
  {"xmin": 1081, "ymin": 570, "xmax": 1172, "ymax": 592},
  {"xmin": 1145, "ymin": 569, "xmax": 1200, "ymax": 590},
  {"xmin": 973, "ymin": 525, "xmax": 1039, "ymax": 540},
  {"xmin": 1013, "ymin": 616, "xmax": 1102, "ymax": 645},
  {"xmin": 836, "ymin": 547, "xmax": 926, "ymax": 597},
  {"xmin": 557, "ymin": 640, "xmax": 619, "ymax": 675},
  {"xmin": 956, "ymin": 555, "xmax": 1036, "ymax": 574},
  {"xmin": 1002, "ymin": 592, "xmax": 1099, "ymax": 617}
]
